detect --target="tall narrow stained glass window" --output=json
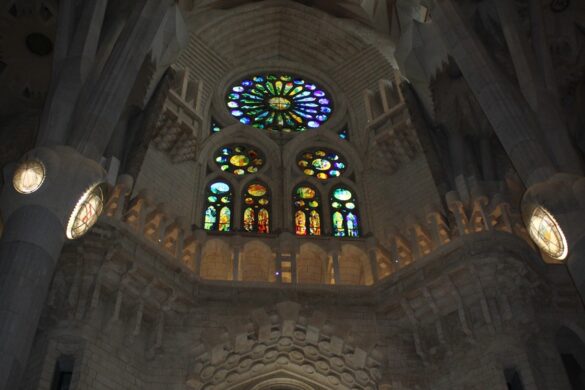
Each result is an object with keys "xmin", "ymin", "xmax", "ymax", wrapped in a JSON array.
[
  {"xmin": 242, "ymin": 183, "xmax": 270, "ymax": 234},
  {"xmin": 293, "ymin": 185, "xmax": 322, "ymax": 236},
  {"xmin": 226, "ymin": 74, "xmax": 333, "ymax": 132},
  {"xmin": 203, "ymin": 181, "xmax": 233, "ymax": 232},
  {"xmin": 330, "ymin": 187, "xmax": 360, "ymax": 237}
]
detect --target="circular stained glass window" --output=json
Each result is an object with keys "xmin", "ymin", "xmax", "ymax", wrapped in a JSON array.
[
  {"xmin": 226, "ymin": 74, "xmax": 333, "ymax": 132},
  {"xmin": 214, "ymin": 145, "xmax": 264, "ymax": 175},
  {"xmin": 66, "ymin": 183, "xmax": 106, "ymax": 240},
  {"xmin": 528, "ymin": 206, "xmax": 568, "ymax": 260},
  {"xmin": 13, "ymin": 159, "xmax": 46, "ymax": 194},
  {"xmin": 297, "ymin": 149, "xmax": 346, "ymax": 180}
]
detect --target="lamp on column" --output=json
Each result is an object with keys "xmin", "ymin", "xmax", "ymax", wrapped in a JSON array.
[
  {"xmin": 66, "ymin": 182, "xmax": 107, "ymax": 239},
  {"xmin": 12, "ymin": 159, "xmax": 46, "ymax": 194}
]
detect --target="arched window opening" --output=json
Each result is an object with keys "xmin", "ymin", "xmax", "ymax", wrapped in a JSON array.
[
  {"xmin": 330, "ymin": 186, "xmax": 360, "ymax": 237},
  {"xmin": 293, "ymin": 185, "xmax": 322, "ymax": 236},
  {"xmin": 242, "ymin": 182, "xmax": 271, "ymax": 233},
  {"xmin": 203, "ymin": 180, "xmax": 233, "ymax": 232}
]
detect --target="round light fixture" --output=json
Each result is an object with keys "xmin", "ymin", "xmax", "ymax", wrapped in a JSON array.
[
  {"xmin": 13, "ymin": 159, "xmax": 46, "ymax": 194},
  {"xmin": 527, "ymin": 206, "xmax": 568, "ymax": 260},
  {"xmin": 66, "ymin": 183, "xmax": 106, "ymax": 240}
]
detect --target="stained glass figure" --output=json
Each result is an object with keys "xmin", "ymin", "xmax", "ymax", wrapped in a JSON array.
[
  {"xmin": 226, "ymin": 74, "xmax": 333, "ymax": 132},
  {"xmin": 214, "ymin": 145, "xmax": 264, "ymax": 176},
  {"xmin": 297, "ymin": 149, "xmax": 346, "ymax": 180},
  {"xmin": 293, "ymin": 185, "xmax": 322, "ymax": 236},
  {"xmin": 242, "ymin": 182, "xmax": 270, "ymax": 233},
  {"xmin": 203, "ymin": 181, "xmax": 232, "ymax": 232},
  {"xmin": 211, "ymin": 119, "xmax": 222, "ymax": 133},
  {"xmin": 330, "ymin": 186, "xmax": 360, "ymax": 237}
]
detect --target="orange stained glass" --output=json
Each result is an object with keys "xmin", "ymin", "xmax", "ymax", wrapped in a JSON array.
[
  {"xmin": 295, "ymin": 210, "xmax": 307, "ymax": 235},
  {"xmin": 248, "ymin": 184, "xmax": 267, "ymax": 197}
]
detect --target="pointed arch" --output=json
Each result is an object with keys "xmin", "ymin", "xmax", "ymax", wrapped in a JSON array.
[
  {"xmin": 330, "ymin": 185, "xmax": 360, "ymax": 237},
  {"xmin": 292, "ymin": 183, "xmax": 322, "ymax": 236},
  {"xmin": 242, "ymin": 181, "xmax": 271, "ymax": 234},
  {"xmin": 203, "ymin": 180, "xmax": 233, "ymax": 232}
]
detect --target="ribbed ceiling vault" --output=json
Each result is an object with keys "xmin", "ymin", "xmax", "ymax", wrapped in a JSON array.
[{"xmin": 191, "ymin": 1, "xmax": 371, "ymax": 71}]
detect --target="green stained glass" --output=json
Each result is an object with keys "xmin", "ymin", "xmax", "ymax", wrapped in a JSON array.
[
  {"xmin": 204, "ymin": 181, "xmax": 233, "ymax": 232},
  {"xmin": 226, "ymin": 74, "xmax": 333, "ymax": 132},
  {"xmin": 293, "ymin": 184, "xmax": 321, "ymax": 236},
  {"xmin": 214, "ymin": 145, "xmax": 264, "ymax": 176},
  {"xmin": 330, "ymin": 186, "xmax": 360, "ymax": 238},
  {"xmin": 297, "ymin": 148, "xmax": 347, "ymax": 181}
]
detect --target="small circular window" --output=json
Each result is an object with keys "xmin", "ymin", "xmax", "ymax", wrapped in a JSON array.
[
  {"xmin": 297, "ymin": 149, "xmax": 346, "ymax": 180},
  {"xmin": 226, "ymin": 74, "xmax": 333, "ymax": 132},
  {"xmin": 214, "ymin": 145, "xmax": 264, "ymax": 175}
]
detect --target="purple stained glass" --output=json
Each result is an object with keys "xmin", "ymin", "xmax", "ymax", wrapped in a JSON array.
[{"xmin": 226, "ymin": 74, "xmax": 333, "ymax": 132}]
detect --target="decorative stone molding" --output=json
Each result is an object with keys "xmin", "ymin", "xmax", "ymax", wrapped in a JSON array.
[
  {"xmin": 186, "ymin": 302, "xmax": 385, "ymax": 390},
  {"xmin": 151, "ymin": 66, "xmax": 203, "ymax": 163},
  {"xmin": 365, "ymin": 78, "xmax": 422, "ymax": 174}
]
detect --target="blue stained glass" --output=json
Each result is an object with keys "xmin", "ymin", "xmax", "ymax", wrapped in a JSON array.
[
  {"xmin": 211, "ymin": 120, "xmax": 222, "ymax": 133},
  {"xmin": 338, "ymin": 128, "xmax": 349, "ymax": 140},
  {"xmin": 226, "ymin": 74, "xmax": 333, "ymax": 132},
  {"xmin": 330, "ymin": 187, "xmax": 360, "ymax": 238},
  {"xmin": 347, "ymin": 213, "xmax": 359, "ymax": 237},
  {"xmin": 210, "ymin": 182, "xmax": 230, "ymax": 194}
]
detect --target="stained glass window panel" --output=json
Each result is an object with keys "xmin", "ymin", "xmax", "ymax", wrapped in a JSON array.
[
  {"xmin": 293, "ymin": 185, "xmax": 321, "ymax": 236},
  {"xmin": 226, "ymin": 74, "xmax": 333, "ymax": 132},
  {"xmin": 203, "ymin": 181, "xmax": 233, "ymax": 232},
  {"xmin": 242, "ymin": 182, "xmax": 270, "ymax": 233},
  {"xmin": 211, "ymin": 119, "xmax": 221, "ymax": 133},
  {"xmin": 330, "ymin": 186, "xmax": 360, "ymax": 237},
  {"xmin": 214, "ymin": 145, "xmax": 264, "ymax": 176},
  {"xmin": 297, "ymin": 149, "xmax": 347, "ymax": 181}
]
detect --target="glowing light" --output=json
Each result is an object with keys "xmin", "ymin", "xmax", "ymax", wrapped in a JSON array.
[
  {"xmin": 528, "ymin": 206, "xmax": 568, "ymax": 260},
  {"xmin": 66, "ymin": 183, "xmax": 105, "ymax": 240},
  {"xmin": 13, "ymin": 160, "xmax": 45, "ymax": 194},
  {"xmin": 214, "ymin": 145, "xmax": 264, "ymax": 176},
  {"xmin": 298, "ymin": 149, "xmax": 346, "ymax": 180},
  {"xmin": 226, "ymin": 73, "xmax": 333, "ymax": 132}
]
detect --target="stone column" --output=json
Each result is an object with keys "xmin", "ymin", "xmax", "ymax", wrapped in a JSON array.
[
  {"xmin": 0, "ymin": 147, "xmax": 104, "ymax": 389},
  {"xmin": 433, "ymin": 0, "xmax": 556, "ymax": 186}
]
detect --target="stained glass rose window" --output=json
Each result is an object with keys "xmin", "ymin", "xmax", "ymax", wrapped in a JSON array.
[{"xmin": 226, "ymin": 74, "xmax": 333, "ymax": 132}]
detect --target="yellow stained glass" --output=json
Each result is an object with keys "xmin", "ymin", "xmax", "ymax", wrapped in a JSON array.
[
  {"xmin": 528, "ymin": 206, "xmax": 568, "ymax": 260},
  {"xmin": 230, "ymin": 154, "xmax": 250, "ymax": 167}
]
